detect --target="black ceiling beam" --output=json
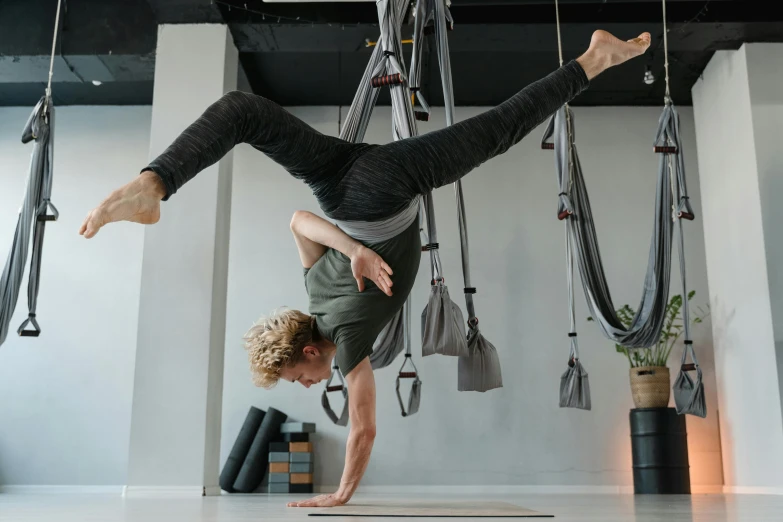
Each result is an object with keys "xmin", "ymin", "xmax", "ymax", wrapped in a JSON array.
[
  {"xmin": 0, "ymin": 0, "xmax": 157, "ymax": 55},
  {"xmin": 218, "ymin": 0, "xmax": 775, "ymax": 26},
  {"xmin": 145, "ymin": 0, "xmax": 224, "ymax": 23},
  {"xmin": 229, "ymin": 21, "xmax": 783, "ymax": 53}
]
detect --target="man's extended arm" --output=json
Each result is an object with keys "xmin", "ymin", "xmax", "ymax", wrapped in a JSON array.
[
  {"xmin": 337, "ymin": 357, "xmax": 376, "ymax": 502},
  {"xmin": 287, "ymin": 357, "xmax": 376, "ymax": 508},
  {"xmin": 290, "ymin": 211, "xmax": 394, "ymax": 295}
]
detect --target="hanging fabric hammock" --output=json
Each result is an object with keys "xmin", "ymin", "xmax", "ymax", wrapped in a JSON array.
[
  {"xmin": 322, "ymin": 0, "xmax": 423, "ymax": 423},
  {"xmin": 0, "ymin": 1, "xmax": 62, "ymax": 350},
  {"xmin": 542, "ymin": 0, "xmax": 704, "ymax": 416},
  {"xmin": 409, "ymin": 0, "xmax": 469, "ymax": 362},
  {"xmin": 423, "ymin": 0, "xmax": 502, "ymax": 391},
  {"xmin": 0, "ymin": 97, "xmax": 59, "ymax": 348}
]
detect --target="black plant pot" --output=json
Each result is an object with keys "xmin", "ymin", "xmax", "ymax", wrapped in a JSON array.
[{"xmin": 630, "ymin": 407, "xmax": 691, "ymax": 494}]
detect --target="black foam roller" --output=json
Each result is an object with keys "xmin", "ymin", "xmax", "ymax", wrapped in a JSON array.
[
  {"xmin": 219, "ymin": 406, "xmax": 265, "ymax": 493},
  {"xmin": 233, "ymin": 407, "xmax": 288, "ymax": 493}
]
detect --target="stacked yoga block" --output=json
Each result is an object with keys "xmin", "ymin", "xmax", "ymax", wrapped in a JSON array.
[{"xmin": 268, "ymin": 422, "xmax": 316, "ymax": 494}]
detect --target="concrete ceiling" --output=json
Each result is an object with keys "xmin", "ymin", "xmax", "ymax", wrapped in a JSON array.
[{"xmin": 1, "ymin": 0, "xmax": 782, "ymax": 107}]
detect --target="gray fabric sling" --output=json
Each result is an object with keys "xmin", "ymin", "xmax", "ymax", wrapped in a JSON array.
[
  {"xmin": 334, "ymin": 197, "xmax": 420, "ymax": 244},
  {"xmin": 322, "ymin": 362, "xmax": 350, "ymax": 426},
  {"xmin": 396, "ymin": 299, "xmax": 422, "ymax": 416},
  {"xmin": 663, "ymin": 103, "xmax": 706, "ymax": 418},
  {"xmin": 321, "ymin": 0, "xmax": 424, "ymax": 422},
  {"xmin": 423, "ymin": 0, "xmax": 503, "ymax": 391},
  {"xmin": 542, "ymin": 101, "xmax": 700, "ymax": 414},
  {"xmin": 1, "ymin": 96, "xmax": 58, "ymax": 348},
  {"xmin": 420, "ymin": 191, "xmax": 467, "ymax": 358},
  {"xmin": 542, "ymin": 0, "xmax": 703, "ymax": 415},
  {"xmin": 415, "ymin": 0, "xmax": 469, "ymax": 362},
  {"xmin": 370, "ymin": 298, "xmax": 406, "ymax": 369},
  {"xmin": 542, "ymin": 104, "xmax": 677, "ymax": 348}
]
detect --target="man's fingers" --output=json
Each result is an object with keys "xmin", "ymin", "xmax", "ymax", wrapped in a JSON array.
[
  {"xmin": 288, "ymin": 495, "xmax": 328, "ymax": 507},
  {"xmin": 81, "ymin": 209, "xmax": 105, "ymax": 239},
  {"xmin": 355, "ymin": 276, "xmax": 365, "ymax": 292},
  {"xmin": 382, "ymin": 261, "xmax": 393, "ymax": 275},
  {"xmin": 79, "ymin": 210, "xmax": 93, "ymax": 236}
]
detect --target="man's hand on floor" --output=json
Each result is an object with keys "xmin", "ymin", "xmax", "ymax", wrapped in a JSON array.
[{"xmin": 287, "ymin": 493, "xmax": 347, "ymax": 508}]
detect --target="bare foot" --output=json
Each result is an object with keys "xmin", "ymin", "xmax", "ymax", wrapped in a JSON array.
[
  {"xmin": 79, "ymin": 171, "xmax": 166, "ymax": 239},
  {"xmin": 577, "ymin": 30, "xmax": 651, "ymax": 80}
]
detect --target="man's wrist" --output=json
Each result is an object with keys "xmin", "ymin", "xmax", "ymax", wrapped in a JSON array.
[
  {"xmin": 346, "ymin": 242, "xmax": 363, "ymax": 260},
  {"xmin": 334, "ymin": 488, "xmax": 352, "ymax": 504}
]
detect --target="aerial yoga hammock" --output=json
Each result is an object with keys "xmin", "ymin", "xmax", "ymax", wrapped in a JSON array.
[
  {"xmin": 0, "ymin": 0, "xmax": 61, "ymax": 349},
  {"xmin": 322, "ymin": 0, "xmax": 503, "ymax": 424},
  {"xmin": 542, "ymin": 0, "xmax": 705, "ymax": 417}
]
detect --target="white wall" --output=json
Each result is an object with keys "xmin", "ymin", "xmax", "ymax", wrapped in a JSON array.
[
  {"xmin": 746, "ymin": 44, "xmax": 783, "ymax": 420},
  {"xmin": 0, "ymin": 101, "xmax": 723, "ymax": 489},
  {"xmin": 125, "ymin": 23, "xmax": 237, "ymax": 492},
  {"xmin": 221, "ymin": 104, "xmax": 723, "ymax": 489},
  {"xmin": 692, "ymin": 44, "xmax": 783, "ymax": 490},
  {"xmin": 0, "ymin": 106, "xmax": 150, "ymax": 485}
]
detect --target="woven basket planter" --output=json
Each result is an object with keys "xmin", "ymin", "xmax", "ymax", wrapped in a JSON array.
[{"xmin": 629, "ymin": 366, "xmax": 670, "ymax": 408}]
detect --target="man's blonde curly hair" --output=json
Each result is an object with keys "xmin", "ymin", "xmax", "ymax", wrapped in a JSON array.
[{"xmin": 243, "ymin": 308, "xmax": 318, "ymax": 389}]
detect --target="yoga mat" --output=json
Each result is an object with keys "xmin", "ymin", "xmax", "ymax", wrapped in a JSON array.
[
  {"xmin": 219, "ymin": 406, "xmax": 265, "ymax": 493},
  {"xmin": 232, "ymin": 407, "xmax": 287, "ymax": 493},
  {"xmin": 308, "ymin": 501, "xmax": 552, "ymax": 518}
]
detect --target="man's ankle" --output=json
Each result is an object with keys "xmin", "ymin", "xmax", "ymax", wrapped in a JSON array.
[
  {"xmin": 576, "ymin": 50, "xmax": 609, "ymax": 81},
  {"xmin": 140, "ymin": 170, "xmax": 166, "ymax": 200}
]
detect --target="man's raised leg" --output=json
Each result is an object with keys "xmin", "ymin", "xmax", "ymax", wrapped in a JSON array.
[
  {"xmin": 352, "ymin": 30, "xmax": 651, "ymax": 201},
  {"xmin": 80, "ymin": 91, "xmax": 366, "ymax": 239}
]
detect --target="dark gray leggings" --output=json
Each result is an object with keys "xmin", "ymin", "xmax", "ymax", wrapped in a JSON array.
[{"xmin": 146, "ymin": 60, "xmax": 589, "ymax": 221}]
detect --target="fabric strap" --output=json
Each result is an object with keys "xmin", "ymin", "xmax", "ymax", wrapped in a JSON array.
[
  {"xmin": 1, "ymin": 96, "xmax": 58, "ymax": 347},
  {"xmin": 334, "ymin": 196, "xmax": 421, "ymax": 243},
  {"xmin": 321, "ymin": 0, "xmax": 424, "ymax": 422}
]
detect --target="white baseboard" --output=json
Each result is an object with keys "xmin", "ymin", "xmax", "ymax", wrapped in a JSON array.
[
  {"xmin": 204, "ymin": 486, "xmax": 222, "ymax": 496},
  {"xmin": 0, "ymin": 485, "xmax": 124, "ymax": 495},
  {"xmin": 315, "ymin": 485, "xmax": 730, "ymax": 495},
  {"xmin": 122, "ymin": 485, "xmax": 220, "ymax": 497},
  {"xmin": 723, "ymin": 486, "xmax": 783, "ymax": 495},
  {"xmin": 692, "ymin": 485, "xmax": 725, "ymax": 494}
]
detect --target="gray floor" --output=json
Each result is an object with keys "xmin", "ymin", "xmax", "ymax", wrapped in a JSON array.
[{"xmin": 1, "ymin": 492, "xmax": 782, "ymax": 522}]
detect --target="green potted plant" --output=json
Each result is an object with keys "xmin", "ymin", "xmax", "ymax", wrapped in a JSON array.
[{"xmin": 589, "ymin": 291, "xmax": 709, "ymax": 408}]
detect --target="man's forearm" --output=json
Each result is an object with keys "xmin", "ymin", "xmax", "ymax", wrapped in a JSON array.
[
  {"xmin": 291, "ymin": 211, "xmax": 362, "ymax": 258},
  {"xmin": 335, "ymin": 427, "xmax": 375, "ymax": 503}
]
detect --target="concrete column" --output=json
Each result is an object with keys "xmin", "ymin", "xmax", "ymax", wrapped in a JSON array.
[
  {"xmin": 125, "ymin": 24, "xmax": 237, "ymax": 496},
  {"xmin": 691, "ymin": 43, "xmax": 783, "ymax": 493}
]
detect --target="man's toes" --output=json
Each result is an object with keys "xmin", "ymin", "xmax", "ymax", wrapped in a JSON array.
[{"xmin": 629, "ymin": 33, "xmax": 651, "ymax": 48}]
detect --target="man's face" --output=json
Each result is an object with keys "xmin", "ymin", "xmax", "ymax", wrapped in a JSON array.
[{"xmin": 278, "ymin": 346, "xmax": 333, "ymax": 388}]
